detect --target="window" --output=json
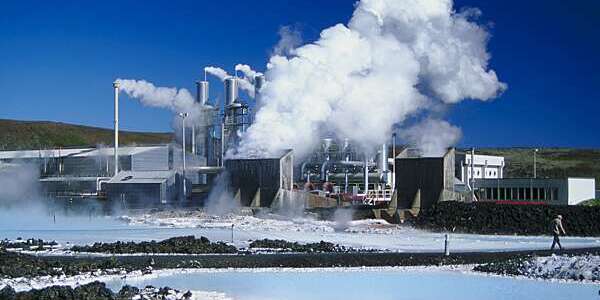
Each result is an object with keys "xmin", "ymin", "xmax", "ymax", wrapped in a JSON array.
[
  {"xmin": 519, "ymin": 188, "xmax": 525, "ymax": 200},
  {"xmin": 553, "ymin": 188, "xmax": 559, "ymax": 201},
  {"xmin": 525, "ymin": 188, "xmax": 531, "ymax": 200},
  {"xmin": 486, "ymin": 188, "xmax": 492, "ymax": 200},
  {"xmin": 532, "ymin": 188, "xmax": 538, "ymax": 200},
  {"xmin": 512, "ymin": 188, "xmax": 518, "ymax": 200},
  {"xmin": 493, "ymin": 188, "xmax": 498, "ymax": 200},
  {"xmin": 499, "ymin": 188, "xmax": 505, "ymax": 200},
  {"xmin": 539, "ymin": 188, "xmax": 546, "ymax": 200}
]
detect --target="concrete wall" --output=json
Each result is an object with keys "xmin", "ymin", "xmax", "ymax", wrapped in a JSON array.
[
  {"xmin": 395, "ymin": 149, "xmax": 455, "ymax": 210},
  {"xmin": 568, "ymin": 178, "xmax": 596, "ymax": 205}
]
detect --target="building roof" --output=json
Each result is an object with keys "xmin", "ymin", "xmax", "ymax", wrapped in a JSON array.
[
  {"xmin": 71, "ymin": 146, "xmax": 167, "ymax": 158},
  {"xmin": 0, "ymin": 148, "xmax": 93, "ymax": 160},
  {"xmin": 107, "ymin": 170, "xmax": 175, "ymax": 184},
  {"xmin": 0, "ymin": 145, "xmax": 168, "ymax": 160}
]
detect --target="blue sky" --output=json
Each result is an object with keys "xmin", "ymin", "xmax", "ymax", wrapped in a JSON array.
[{"xmin": 1, "ymin": 0, "xmax": 599, "ymax": 147}]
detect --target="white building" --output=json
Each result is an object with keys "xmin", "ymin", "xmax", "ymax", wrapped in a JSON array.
[{"xmin": 455, "ymin": 152, "xmax": 505, "ymax": 189}]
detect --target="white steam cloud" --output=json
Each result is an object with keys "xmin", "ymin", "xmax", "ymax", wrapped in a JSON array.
[
  {"xmin": 205, "ymin": 66, "xmax": 258, "ymax": 98},
  {"xmin": 116, "ymin": 79, "xmax": 205, "ymax": 125},
  {"xmin": 233, "ymin": 0, "xmax": 506, "ymax": 159},
  {"xmin": 273, "ymin": 25, "xmax": 302, "ymax": 57},
  {"xmin": 399, "ymin": 118, "xmax": 462, "ymax": 157},
  {"xmin": 204, "ymin": 66, "xmax": 229, "ymax": 81}
]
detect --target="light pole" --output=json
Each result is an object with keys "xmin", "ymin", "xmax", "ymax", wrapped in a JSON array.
[
  {"xmin": 178, "ymin": 112, "xmax": 188, "ymax": 200},
  {"xmin": 113, "ymin": 81, "xmax": 120, "ymax": 176},
  {"xmin": 533, "ymin": 148, "xmax": 539, "ymax": 178}
]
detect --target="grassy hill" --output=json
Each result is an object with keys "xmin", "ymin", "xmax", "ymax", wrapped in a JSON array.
[
  {"xmin": 0, "ymin": 119, "xmax": 173, "ymax": 150},
  {"xmin": 476, "ymin": 148, "xmax": 600, "ymax": 185}
]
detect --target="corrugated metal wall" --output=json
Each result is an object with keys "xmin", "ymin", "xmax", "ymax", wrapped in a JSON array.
[{"xmin": 131, "ymin": 147, "xmax": 169, "ymax": 171}]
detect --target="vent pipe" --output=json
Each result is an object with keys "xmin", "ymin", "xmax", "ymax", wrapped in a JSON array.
[{"xmin": 113, "ymin": 81, "xmax": 120, "ymax": 176}]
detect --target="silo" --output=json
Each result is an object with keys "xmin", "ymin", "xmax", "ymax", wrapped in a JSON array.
[{"xmin": 224, "ymin": 77, "xmax": 238, "ymax": 105}]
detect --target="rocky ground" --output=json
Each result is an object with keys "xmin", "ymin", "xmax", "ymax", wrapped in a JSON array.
[
  {"xmin": 0, "ymin": 281, "xmax": 193, "ymax": 300},
  {"xmin": 70, "ymin": 236, "xmax": 237, "ymax": 255},
  {"xmin": 474, "ymin": 254, "xmax": 600, "ymax": 281},
  {"xmin": 1, "ymin": 238, "xmax": 58, "ymax": 252}
]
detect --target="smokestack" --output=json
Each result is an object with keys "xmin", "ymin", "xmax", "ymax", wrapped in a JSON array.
[
  {"xmin": 224, "ymin": 77, "xmax": 238, "ymax": 106},
  {"xmin": 196, "ymin": 80, "xmax": 209, "ymax": 105},
  {"xmin": 113, "ymin": 81, "xmax": 120, "ymax": 176},
  {"xmin": 379, "ymin": 143, "xmax": 388, "ymax": 184}
]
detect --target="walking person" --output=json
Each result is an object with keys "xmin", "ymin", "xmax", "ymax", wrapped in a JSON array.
[{"xmin": 550, "ymin": 215, "xmax": 566, "ymax": 250}]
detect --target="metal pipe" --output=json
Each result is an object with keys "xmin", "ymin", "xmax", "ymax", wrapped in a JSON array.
[
  {"xmin": 471, "ymin": 148, "xmax": 475, "ymax": 201},
  {"xmin": 113, "ymin": 81, "xmax": 120, "ymax": 176},
  {"xmin": 220, "ymin": 122, "xmax": 225, "ymax": 167},
  {"xmin": 379, "ymin": 143, "xmax": 388, "ymax": 184},
  {"xmin": 392, "ymin": 133, "xmax": 396, "ymax": 191},
  {"xmin": 191, "ymin": 126, "xmax": 196, "ymax": 155},
  {"xmin": 533, "ymin": 148, "xmax": 539, "ymax": 178},
  {"xmin": 364, "ymin": 155, "xmax": 369, "ymax": 194},
  {"xmin": 178, "ymin": 112, "xmax": 188, "ymax": 199}
]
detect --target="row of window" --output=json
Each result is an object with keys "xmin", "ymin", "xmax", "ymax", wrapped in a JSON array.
[
  {"xmin": 467, "ymin": 168, "xmax": 498, "ymax": 177},
  {"xmin": 477, "ymin": 186, "xmax": 559, "ymax": 201}
]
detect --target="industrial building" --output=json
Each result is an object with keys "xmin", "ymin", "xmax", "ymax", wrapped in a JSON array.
[
  {"xmin": 0, "ymin": 67, "xmax": 597, "ymax": 214},
  {"xmin": 473, "ymin": 177, "xmax": 596, "ymax": 205},
  {"xmin": 224, "ymin": 150, "xmax": 293, "ymax": 207},
  {"xmin": 395, "ymin": 148, "xmax": 458, "ymax": 212}
]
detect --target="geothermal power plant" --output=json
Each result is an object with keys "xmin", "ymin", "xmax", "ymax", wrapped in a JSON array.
[{"xmin": 0, "ymin": 71, "xmax": 595, "ymax": 219}]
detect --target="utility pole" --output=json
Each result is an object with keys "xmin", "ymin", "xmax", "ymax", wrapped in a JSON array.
[
  {"xmin": 533, "ymin": 148, "xmax": 539, "ymax": 178},
  {"xmin": 178, "ymin": 112, "xmax": 188, "ymax": 200}
]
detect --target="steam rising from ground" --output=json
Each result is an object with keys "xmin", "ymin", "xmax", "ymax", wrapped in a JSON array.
[
  {"xmin": 204, "ymin": 171, "xmax": 239, "ymax": 215},
  {"xmin": 233, "ymin": 0, "xmax": 506, "ymax": 159},
  {"xmin": 400, "ymin": 118, "xmax": 462, "ymax": 157},
  {"xmin": 0, "ymin": 163, "xmax": 41, "ymax": 207}
]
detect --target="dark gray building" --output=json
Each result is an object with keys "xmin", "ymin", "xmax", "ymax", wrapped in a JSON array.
[
  {"xmin": 224, "ymin": 150, "xmax": 293, "ymax": 207},
  {"xmin": 103, "ymin": 170, "xmax": 182, "ymax": 208},
  {"xmin": 395, "ymin": 148, "xmax": 456, "ymax": 210}
]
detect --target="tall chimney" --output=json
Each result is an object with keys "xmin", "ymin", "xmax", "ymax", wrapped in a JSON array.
[
  {"xmin": 196, "ymin": 80, "xmax": 209, "ymax": 105},
  {"xmin": 224, "ymin": 77, "xmax": 238, "ymax": 106},
  {"xmin": 113, "ymin": 81, "xmax": 120, "ymax": 176}
]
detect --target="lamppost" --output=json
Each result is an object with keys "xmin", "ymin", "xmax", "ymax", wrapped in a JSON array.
[
  {"xmin": 533, "ymin": 148, "xmax": 539, "ymax": 178},
  {"xmin": 178, "ymin": 112, "xmax": 188, "ymax": 200}
]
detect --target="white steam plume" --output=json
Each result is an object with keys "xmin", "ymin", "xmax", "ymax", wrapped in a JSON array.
[
  {"xmin": 204, "ymin": 66, "xmax": 229, "ymax": 81},
  {"xmin": 116, "ymin": 79, "xmax": 205, "ymax": 125},
  {"xmin": 205, "ymin": 65, "xmax": 257, "ymax": 98},
  {"xmin": 273, "ymin": 25, "xmax": 302, "ymax": 57},
  {"xmin": 399, "ymin": 118, "xmax": 462, "ymax": 157},
  {"xmin": 234, "ymin": 0, "xmax": 506, "ymax": 159}
]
